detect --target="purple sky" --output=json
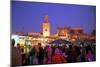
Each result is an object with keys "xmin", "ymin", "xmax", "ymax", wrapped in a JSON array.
[{"xmin": 12, "ymin": 1, "xmax": 96, "ymax": 34}]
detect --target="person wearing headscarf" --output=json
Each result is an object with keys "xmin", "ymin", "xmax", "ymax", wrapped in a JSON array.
[{"xmin": 51, "ymin": 48, "xmax": 66, "ymax": 64}]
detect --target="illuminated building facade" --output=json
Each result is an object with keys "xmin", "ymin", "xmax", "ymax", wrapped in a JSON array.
[
  {"xmin": 57, "ymin": 27, "xmax": 70, "ymax": 39},
  {"xmin": 12, "ymin": 15, "xmax": 96, "ymax": 48},
  {"xmin": 42, "ymin": 15, "xmax": 50, "ymax": 37}
]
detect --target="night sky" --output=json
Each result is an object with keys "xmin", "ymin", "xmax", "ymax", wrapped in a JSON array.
[{"xmin": 11, "ymin": 1, "xmax": 96, "ymax": 34}]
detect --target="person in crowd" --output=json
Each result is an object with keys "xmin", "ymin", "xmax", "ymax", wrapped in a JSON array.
[
  {"xmin": 32, "ymin": 45, "xmax": 38, "ymax": 65},
  {"xmin": 62, "ymin": 52, "xmax": 68, "ymax": 62},
  {"xmin": 43, "ymin": 45, "xmax": 48, "ymax": 64},
  {"xmin": 28, "ymin": 45, "xmax": 36, "ymax": 65},
  {"xmin": 21, "ymin": 52, "xmax": 26, "ymax": 65},
  {"xmin": 61, "ymin": 45, "xmax": 69, "ymax": 62},
  {"xmin": 80, "ymin": 43, "xmax": 86, "ymax": 62},
  {"xmin": 46, "ymin": 45, "xmax": 52, "ymax": 64},
  {"xmin": 70, "ymin": 46, "xmax": 78, "ymax": 62},
  {"xmin": 74, "ymin": 46, "xmax": 81, "ymax": 62},
  {"xmin": 85, "ymin": 50, "xmax": 95, "ymax": 62},
  {"xmin": 51, "ymin": 48, "xmax": 66, "ymax": 64},
  {"xmin": 12, "ymin": 39, "xmax": 22, "ymax": 66},
  {"xmin": 16, "ymin": 43, "xmax": 26, "ymax": 65},
  {"xmin": 16, "ymin": 43, "xmax": 21, "ymax": 50},
  {"xmin": 67, "ymin": 45, "xmax": 73, "ymax": 63},
  {"xmin": 37, "ymin": 43, "xmax": 44, "ymax": 64}
]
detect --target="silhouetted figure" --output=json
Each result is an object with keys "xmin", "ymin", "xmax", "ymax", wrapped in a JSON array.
[
  {"xmin": 28, "ymin": 45, "xmax": 36, "ymax": 65},
  {"xmin": 16, "ymin": 43, "xmax": 21, "ymax": 50},
  {"xmin": 46, "ymin": 45, "xmax": 52, "ymax": 64},
  {"xmin": 12, "ymin": 39, "xmax": 22, "ymax": 66},
  {"xmin": 33, "ymin": 45, "xmax": 38, "ymax": 65},
  {"xmin": 37, "ymin": 43, "xmax": 44, "ymax": 64},
  {"xmin": 85, "ymin": 45, "xmax": 95, "ymax": 62}
]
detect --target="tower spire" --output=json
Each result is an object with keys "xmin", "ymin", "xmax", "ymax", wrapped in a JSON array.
[
  {"xmin": 44, "ymin": 15, "xmax": 49, "ymax": 23},
  {"xmin": 43, "ymin": 15, "xmax": 50, "ymax": 37}
]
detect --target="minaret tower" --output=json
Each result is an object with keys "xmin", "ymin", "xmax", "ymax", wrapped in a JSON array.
[{"xmin": 42, "ymin": 15, "xmax": 50, "ymax": 37}]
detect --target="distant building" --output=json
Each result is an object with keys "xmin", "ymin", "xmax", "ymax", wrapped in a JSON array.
[
  {"xmin": 70, "ymin": 28, "xmax": 83, "ymax": 34},
  {"xmin": 28, "ymin": 32, "xmax": 42, "ymax": 36},
  {"xmin": 42, "ymin": 15, "xmax": 51, "ymax": 37},
  {"xmin": 57, "ymin": 26, "xmax": 70, "ymax": 39},
  {"xmin": 12, "ymin": 15, "xmax": 95, "ymax": 48}
]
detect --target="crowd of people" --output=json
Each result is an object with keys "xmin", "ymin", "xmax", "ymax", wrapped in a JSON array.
[{"xmin": 11, "ymin": 39, "xmax": 96, "ymax": 66}]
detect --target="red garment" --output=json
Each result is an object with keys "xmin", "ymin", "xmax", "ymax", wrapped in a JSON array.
[{"xmin": 52, "ymin": 54, "xmax": 66, "ymax": 64}]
